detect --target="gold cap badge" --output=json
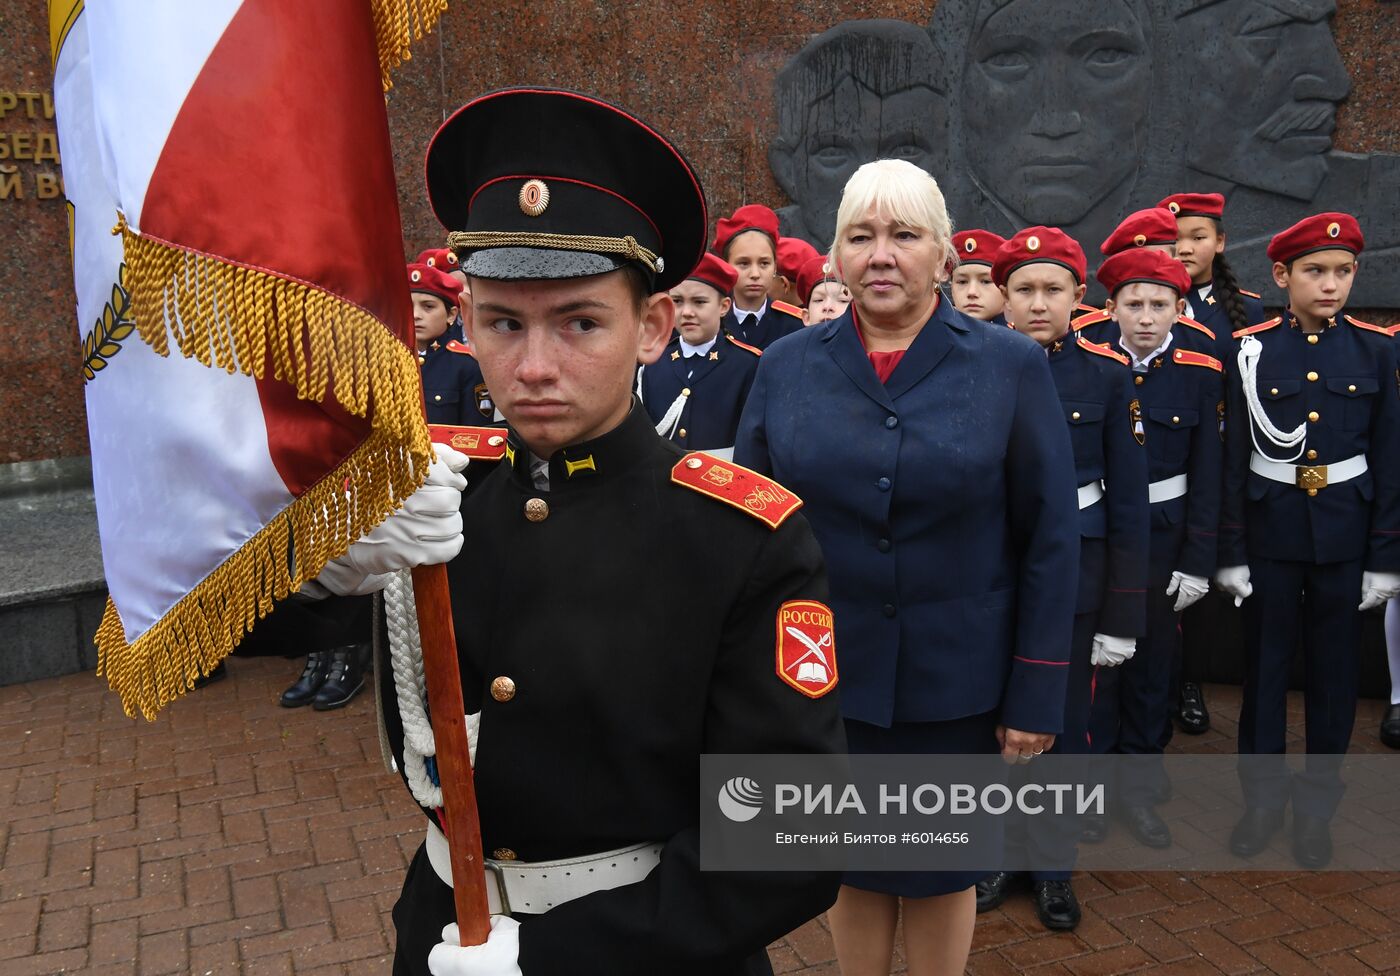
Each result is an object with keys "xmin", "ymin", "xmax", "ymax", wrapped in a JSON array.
[
  {"xmin": 1327, "ymin": 221, "xmax": 1341, "ymax": 238},
  {"xmin": 1026, "ymin": 235, "xmax": 1041, "ymax": 253},
  {"xmin": 965, "ymin": 239, "xmax": 977, "ymax": 253},
  {"xmin": 1168, "ymin": 201, "xmax": 1181, "ymax": 214},
  {"xmin": 520, "ymin": 179, "xmax": 550, "ymax": 217},
  {"xmin": 1133, "ymin": 233, "xmax": 1147, "ymax": 246}
]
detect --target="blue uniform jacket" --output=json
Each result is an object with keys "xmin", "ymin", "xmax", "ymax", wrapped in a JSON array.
[
  {"xmin": 1047, "ymin": 335, "xmax": 1150, "ymax": 636},
  {"xmin": 733, "ymin": 301, "xmax": 1080, "ymax": 734},
  {"xmin": 638, "ymin": 334, "xmax": 761, "ymax": 452},
  {"xmin": 722, "ymin": 301, "xmax": 804, "ymax": 351},
  {"xmin": 420, "ymin": 339, "xmax": 490, "ymax": 425},
  {"xmin": 1186, "ymin": 281, "xmax": 1268, "ymax": 360},
  {"xmin": 1074, "ymin": 307, "xmax": 1219, "ymax": 358},
  {"xmin": 1221, "ymin": 314, "xmax": 1400, "ymax": 570}
]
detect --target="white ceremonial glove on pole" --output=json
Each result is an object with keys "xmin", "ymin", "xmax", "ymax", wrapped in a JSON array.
[
  {"xmin": 1166, "ymin": 571, "xmax": 1210, "ymax": 613},
  {"xmin": 1359, "ymin": 571, "xmax": 1400, "ymax": 611},
  {"xmin": 428, "ymin": 917, "xmax": 522, "ymax": 976},
  {"xmin": 1090, "ymin": 634, "xmax": 1136, "ymax": 668},
  {"xmin": 307, "ymin": 444, "xmax": 469, "ymax": 597},
  {"xmin": 1214, "ymin": 565, "xmax": 1253, "ymax": 607}
]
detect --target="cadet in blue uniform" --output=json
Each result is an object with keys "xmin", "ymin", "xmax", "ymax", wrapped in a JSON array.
[
  {"xmin": 1074, "ymin": 209, "xmax": 1219, "ymax": 358},
  {"xmin": 736, "ymin": 160, "xmax": 1078, "ymax": 976},
  {"xmin": 409, "ymin": 262, "xmax": 493, "ymax": 425},
  {"xmin": 949, "ymin": 229, "xmax": 1008, "ymax": 327},
  {"xmin": 1217, "ymin": 212, "xmax": 1400, "ymax": 868},
  {"xmin": 1081, "ymin": 249, "xmax": 1223, "ymax": 849},
  {"xmin": 981, "ymin": 227, "xmax": 1149, "ymax": 932},
  {"xmin": 637, "ymin": 252, "xmax": 760, "ymax": 458},
  {"xmin": 714, "ymin": 204, "xmax": 805, "ymax": 349},
  {"xmin": 1161, "ymin": 192, "xmax": 1269, "ymax": 356}
]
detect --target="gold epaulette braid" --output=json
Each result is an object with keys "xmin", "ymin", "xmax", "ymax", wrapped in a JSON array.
[{"xmin": 446, "ymin": 231, "xmax": 661, "ymax": 274}]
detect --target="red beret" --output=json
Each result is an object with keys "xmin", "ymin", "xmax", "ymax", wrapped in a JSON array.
[
  {"xmin": 992, "ymin": 226, "xmax": 1087, "ymax": 287},
  {"xmin": 776, "ymin": 236, "xmax": 821, "ymax": 281},
  {"xmin": 1097, "ymin": 248, "xmax": 1192, "ymax": 298},
  {"xmin": 953, "ymin": 229, "xmax": 1007, "ymax": 267},
  {"xmin": 415, "ymin": 247, "xmax": 461, "ymax": 271},
  {"xmin": 1266, "ymin": 212, "xmax": 1364, "ymax": 264},
  {"xmin": 407, "ymin": 262, "xmax": 464, "ymax": 307},
  {"xmin": 1100, "ymin": 208, "xmax": 1179, "ymax": 256},
  {"xmin": 796, "ymin": 255, "xmax": 840, "ymax": 306},
  {"xmin": 683, "ymin": 252, "xmax": 739, "ymax": 296},
  {"xmin": 1157, "ymin": 193, "xmax": 1225, "ymax": 220},
  {"xmin": 713, "ymin": 204, "xmax": 779, "ymax": 257}
]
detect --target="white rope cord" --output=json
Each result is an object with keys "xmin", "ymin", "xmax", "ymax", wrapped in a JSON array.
[
  {"xmin": 1238, "ymin": 335, "xmax": 1306, "ymax": 463},
  {"xmin": 654, "ymin": 388, "xmax": 689, "ymax": 439},
  {"xmin": 383, "ymin": 569, "xmax": 443, "ymax": 810},
  {"xmin": 634, "ymin": 364, "xmax": 646, "ymax": 403}
]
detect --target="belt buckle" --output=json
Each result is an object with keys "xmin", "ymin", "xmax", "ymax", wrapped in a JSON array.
[
  {"xmin": 1296, "ymin": 464, "xmax": 1328, "ymax": 491},
  {"xmin": 483, "ymin": 861, "xmax": 511, "ymax": 915}
]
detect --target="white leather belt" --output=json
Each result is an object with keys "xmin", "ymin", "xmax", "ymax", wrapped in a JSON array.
[
  {"xmin": 1078, "ymin": 480, "xmax": 1104, "ymax": 510},
  {"xmin": 1148, "ymin": 474, "xmax": 1188, "ymax": 504},
  {"xmin": 424, "ymin": 820, "xmax": 663, "ymax": 915},
  {"xmin": 1250, "ymin": 452, "xmax": 1367, "ymax": 490}
]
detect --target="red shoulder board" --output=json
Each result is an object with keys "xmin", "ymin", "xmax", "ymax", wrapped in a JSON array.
[
  {"xmin": 1172, "ymin": 348, "xmax": 1222, "ymax": 372},
  {"xmin": 725, "ymin": 334, "xmax": 763, "ymax": 356},
  {"xmin": 771, "ymin": 300, "xmax": 804, "ymax": 318},
  {"xmin": 427, "ymin": 424, "xmax": 508, "ymax": 461},
  {"xmin": 1176, "ymin": 315, "xmax": 1217, "ymax": 340},
  {"xmin": 1234, "ymin": 317, "xmax": 1281, "ymax": 338},
  {"xmin": 1238, "ymin": 288, "xmax": 1261, "ymax": 299},
  {"xmin": 1072, "ymin": 308, "xmax": 1110, "ymax": 331},
  {"xmin": 445, "ymin": 340, "xmax": 475, "ymax": 356},
  {"xmin": 1077, "ymin": 336, "xmax": 1129, "ymax": 365},
  {"xmin": 671, "ymin": 453, "xmax": 803, "ymax": 530},
  {"xmin": 1345, "ymin": 314, "xmax": 1394, "ymax": 336},
  {"xmin": 1076, "ymin": 302, "xmax": 1100, "ymax": 315}
]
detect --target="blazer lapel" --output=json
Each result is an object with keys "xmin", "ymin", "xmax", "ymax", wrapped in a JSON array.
[
  {"xmin": 823, "ymin": 313, "xmax": 895, "ymax": 412},
  {"xmin": 883, "ymin": 299, "xmax": 966, "ymax": 401}
]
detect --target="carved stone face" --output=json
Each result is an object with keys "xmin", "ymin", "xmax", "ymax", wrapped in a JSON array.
[
  {"xmin": 1177, "ymin": 0, "xmax": 1349, "ymax": 200},
  {"xmin": 961, "ymin": 0, "xmax": 1151, "ymax": 225},
  {"xmin": 789, "ymin": 80, "xmax": 944, "ymax": 248}
]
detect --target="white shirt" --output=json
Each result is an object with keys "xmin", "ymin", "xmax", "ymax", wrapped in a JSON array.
[
  {"xmin": 1118, "ymin": 330, "xmax": 1174, "ymax": 372},
  {"xmin": 1185, "ymin": 283, "xmax": 1212, "ymax": 320},
  {"xmin": 732, "ymin": 298, "xmax": 768, "ymax": 326},
  {"xmin": 678, "ymin": 335, "xmax": 718, "ymax": 359}
]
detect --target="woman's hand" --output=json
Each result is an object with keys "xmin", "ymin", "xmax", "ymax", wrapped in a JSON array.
[{"xmin": 996, "ymin": 725, "xmax": 1056, "ymax": 765}]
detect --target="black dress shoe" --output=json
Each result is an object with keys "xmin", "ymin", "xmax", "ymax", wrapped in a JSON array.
[
  {"xmin": 312, "ymin": 646, "xmax": 365, "ymax": 711},
  {"xmin": 1380, "ymin": 704, "xmax": 1400, "ymax": 750},
  {"xmin": 975, "ymin": 871, "xmax": 1023, "ymax": 913},
  {"xmin": 1229, "ymin": 806, "xmax": 1284, "ymax": 857},
  {"xmin": 1119, "ymin": 804, "xmax": 1172, "ymax": 848},
  {"xmin": 1174, "ymin": 682, "xmax": 1210, "ymax": 734},
  {"xmin": 1080, "ymin": 812, "xmax": 1108, "ymax": 844},
  {"xmin": 192, "ymin": 661, "xmax": 227, "ymax": 689},
  {"xmin": 1292, "ymin": 814, "xmax": 1333, "ymax": 868},
  {"xmin": 1033, "ymin": 879, "xmax": 1081, "ymax": 931},
  {"xmin": 280, "ymin": 651, "xmax": 330, "ymax": 708}
]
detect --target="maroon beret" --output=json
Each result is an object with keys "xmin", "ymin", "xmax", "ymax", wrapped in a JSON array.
[
  {"xmin": 1157, "ymin": 193, "xmax": 1225, "ymax": 220},
  {"xmin": 1100, "ymin": 208, "xmax": 1179, "ymax": 256},
  {"xmin": 407, "ymin": 262, "xmax": 464, "ymax": 307},
  {"xmin": 713, "ymin": 204, "xmax": 779, "ymax": 257},
  {"xmin": 684, "ymin": 252, "xmax": 739, "ymax": 295},
  {"xmin": 1097, "ymin": 248, "xmax": 1192, "ymax": 298},
  {"xmin": 953, "ymin": 229, "xmax": 1008, "ymax": 267},
  {"xmin": 992, "ymin": 226, "xmax": 1087, "ymax": 287},
  {"xmin": 1266, "ymin": 212, "xmax": 1364, "ymax": 264}
]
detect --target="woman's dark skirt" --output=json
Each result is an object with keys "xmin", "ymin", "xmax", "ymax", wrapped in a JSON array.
[{"xmin": 841, "ymin": 710, "xmax": 1002, "ymax": 898}]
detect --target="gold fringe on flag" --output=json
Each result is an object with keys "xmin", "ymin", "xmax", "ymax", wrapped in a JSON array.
[
  {"xmin": 370, "ymin": 0, "xmax": 449, "ymax": 91},
  {"xmin": 99, "ymin": 216, "xmax": 433, "ymax": 721}
]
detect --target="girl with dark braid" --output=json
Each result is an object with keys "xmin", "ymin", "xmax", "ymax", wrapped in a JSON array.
[
  {"xmin": 1159, "ymin": 193, "xmax": 1268, "ymax": 362},
  {"xmin": 1156, "ymin": 192, "xmax": 1269, "ymax": 742}
]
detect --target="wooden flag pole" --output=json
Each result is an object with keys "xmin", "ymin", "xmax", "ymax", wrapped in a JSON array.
[{"xmin": 412, "ymin": 562, "xmax": 493, "ymax": 945}]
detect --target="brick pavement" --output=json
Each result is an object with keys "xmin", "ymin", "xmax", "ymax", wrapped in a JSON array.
[{"xmin": 3, "ymin": 656, "xmax": 1399, "ymax": 975}]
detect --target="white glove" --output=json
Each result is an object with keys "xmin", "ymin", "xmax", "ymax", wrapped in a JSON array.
[
  {"xmin": 428, "ymin": 917, "xmax": 522, "ymax": 976},
  {"xmin": 310, "ymin": 444, "xmax": 468, "ymax": 596},
  {"xmin": 1166, "ymin": 571, "xmax": 1210, "ymax": 612},
  {"xmin": 1359, "ymin": 571, "xmax": 1400, "ymax": 611},
  {"xmin": 1090, "ymin": 633, "xmax": 1136, "ymax": 667},
  {"xmin": 1214, "ymin": 565, "xmax": 1253, "ymax": 607}
]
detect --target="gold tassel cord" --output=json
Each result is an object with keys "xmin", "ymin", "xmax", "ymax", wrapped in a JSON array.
[
  {"xmin": 96, "ymin": 426, "xmax": 432, "ymax": 721},
  {"xmin": 370, "ymin": 0, "xmax": 449, "ymax": 91},
  {"xmin": 101, "ymin": 217, "xmax": 433, "ymax": 720}
]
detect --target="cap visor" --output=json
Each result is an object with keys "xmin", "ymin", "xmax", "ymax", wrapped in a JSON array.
[{"xmin": 462, "ymin": 246, "xmax": 628, "ymax": 282}]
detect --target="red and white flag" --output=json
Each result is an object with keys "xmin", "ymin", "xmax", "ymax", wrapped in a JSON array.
[{"xmin": 51, "ymin": 0, "xmax": 447, "ymax": 719}]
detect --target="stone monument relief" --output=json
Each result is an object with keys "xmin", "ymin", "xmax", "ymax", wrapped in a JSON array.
[{"xmin": 772, "ymin": 1, "xmax": 1398, "ymax": 305}]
